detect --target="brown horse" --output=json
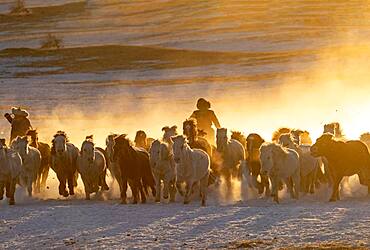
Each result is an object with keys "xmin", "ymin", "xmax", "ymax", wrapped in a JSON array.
[
  {"xmin": 246, "ymin": 133, "xmax": 270, "ymax": 196},
  {"xmin": 113, "ymin": 134, "xmax": 156, "ymax": 204},
  {"xmin": 26, "ymin": 129, "xmax": 51, "ymax": 192},
  {"xmin": 311, "ymin": 133, "xmax": 370, "ymax": 201},
  {"xmin": 134, "ymin": 130, "xmax": 154, "ymax": 152}
]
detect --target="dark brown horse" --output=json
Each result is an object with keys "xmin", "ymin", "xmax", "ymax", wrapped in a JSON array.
[
  {"xmin": 26, "ymin": 129, "xmax": 51, "ymax": 192},
  {"xmin": 113, "ymin": 134, "xmax": 156, "ymax": 204},
  {"xmin": 311, "ymin": 133, "xmax": 370, "ymax": 201},
  {"xmin": 246, "ymin": 133, "xmax": 270, "ymax": 195}
]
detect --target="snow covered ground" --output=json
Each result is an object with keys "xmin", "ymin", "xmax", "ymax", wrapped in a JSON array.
[{"xmin": 1, "ymin": 176, "xmax": 370, "ymax": 249}]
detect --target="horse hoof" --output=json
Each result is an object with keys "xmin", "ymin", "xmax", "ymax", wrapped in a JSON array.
[
  {"xmin": 120, "ymin": 200, "xmax": 127, "ymax": 205},
  {"xmin": 183, "ymin": 200, "xmax": 190, "ymax": 205},
  {"xmin": 0, "ymin": 196, "xmax": 3, "ymax": 201},
  {"xmin": 69, "ymin": 191, "xmax": 75, "ymax": 196},
  {"xmin": 155, "ymin": 199, "xmax": 160, "ymax": 203},
  {"xmin": 170, "ymin": 199, "xmax": 175, "ymax": 203},
  {"xmin": 9, "ymin": 199, "xmax": 15, "ymax": 205},
  {"xmin": 329, "ymin": 198, "xmax": 336, "ymax": 202},
  {"xmin": 201, "ymin": 201, "xmax": 206, "ymax": 206}
]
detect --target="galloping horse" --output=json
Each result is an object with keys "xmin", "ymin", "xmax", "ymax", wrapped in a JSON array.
[{"xmin": 26, "ymin": 129, "xmax": 51, "ymax": 192}]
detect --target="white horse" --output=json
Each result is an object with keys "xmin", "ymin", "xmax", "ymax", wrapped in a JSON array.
[
  {"xmin": 171, "ymin": 135, "xmax": 209, "ymax": 206},
  {"xmin": 279, "ymin": 133, "xmax": 321, "ymax": 194},
  {"xmin": 0, "ymin": 141, "xmax": 22, "ymax": 205},
  {"xmin": 150, "ymin": 140, "xmax": 176, "ymax": 202},
  {"xmin": 216, "ymin": 128, "xmax": 245, "ymax": 187},
  {"xmin": 78, "ymin": 136, "xmax": 108, "ymax": 200},
  {"xmin": 11, "ymin": 136, "xmax": 41, "ymax": 197},
  {"xmin": 162, "ymin": 125, "xmax": 178, "ymax": 144},
  {"xmin": 260, "ymin": 142, "xmax": 300, "ymax": 203},
  {"xmin": 51, "ymin": 131, "xmax": 79, "ymax": 197},
  {"xmin": 105, "ymin": 134, "xmax": 123, "ymax": 195}
]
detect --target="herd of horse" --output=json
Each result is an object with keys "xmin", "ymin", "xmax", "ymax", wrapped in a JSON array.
[{"xmin": 1, "ymin": 120, "xmax": 370, "ymax": 206}]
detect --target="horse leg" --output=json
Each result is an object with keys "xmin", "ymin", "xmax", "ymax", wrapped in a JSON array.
[
  {"xmin": 27, "ymin": 173, "xmax": 33, "ymax": 197},
  {"xmin": 35, "ymin": 169, "xmax": 41, "ymax": 194},
  {"xmin": 200, "ymin": 173, "xmax": 209, "ymax": 206},
  {"xmin": 176, "ymin": 182, "xmax": 184, "ymax": 196},
  {"xmin": 120, "ymin": 177, "xmax": 128, "ymax": 204},
  {"xmin": 81, "ymin": 176, "xmax": 90, "ymax": 200},
  {"xmin": 100, "ymin": 169, "xmax": 109, "ymax": 191},
  {"xmin": 285, "ymin": 177, "xmax": 294, "ymax": 199},
  {"xmin": 138, "ymin": 180, "xmax": 147, "ymax": 204},
  {"xmin": 58, "ymin": 174, "xmax": 69, "ymax": 197},
  {"xmin": 184, "ymin": 181, "xmax": 192, "ymax": 204},
  {"xmin": 154, "ymin": 174, "xmax": 161, "ymax": 202},
  {"xmin": 261, "ymin": 175, "xmax": 270, "ymax": 197},
  {"xmin": 8, "ymin": 179, "xmax": 16, "ymax": 205},
  {"xmin": 67, "ymin": 174, "xmax": 75, "ymax": 196},
  {"xmin": 169, "ymin": 178, "xmax": 176, "ymax": 202},
  {"xmin": 0, "ymin": 181, "xmax": 5, "ymax": 200},
  {"xmin": 130, "ymin": 180, "xmax": 139, "ymax": 204},
  {"xmin": 41, "ymin": 165, "xmax": 50, "ymax": 191},
  {"xmin": 163, "ymin": 179, "xmax": 170, "ymax": 200},
  {"xmin": 271, "ymin": 176, "xmax": 279, "ymax": 203},
  {"xmin": 329, "ymin": 175, "xmax": 342, "ymax": 202},
  {"xmin": 292, "ymin": 172, "xmax": 300, "ymax": 200}
]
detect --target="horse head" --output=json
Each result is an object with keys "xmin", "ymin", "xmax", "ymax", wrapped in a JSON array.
[
  {"xmin": 106, "ymin": 134, "xmax": 118, "ymax": 162},
  {"xmin": 171, "ymin": 135, "xmax": 187, "ymax": 164},
  {"xmin": 134, "ymin": 130, "xmax": 147, "ymax": 149},
  {"xmin": 311, "ymin": 133, "xmax": 334, "ymax": 157},
  {"xmin": 278, "ymin": 133, "xmax": 296, "ymax": 148},
  {"xmin": 11, "ymin": 136, "xmax": 29, "ymax": 159},
  {"xmin": 26, "ymin": 129, "xmax": 38, "ymax": 147},
  {"xmin": 216, "ymin": 128, "xmax": 228, "ymax": 152},
  {"xmin": 260, "ymin": 143, "xmax": 286, "ymax": 175},
  {"xmin": 52, "ymin": 131, "xmax": 69, "ymax": 156},
  {"xmin": 149, "ymin": 140, "xmax": 161, "ymax": 168},
  {"xmin": 162, "ymin": 125, "xmax": 178, "ymax": 143},
  {"xmin": 112, "ymin": 134, "xmax": 132, "ymax": 161},
  {"xmin": 183, "ymin": 119, "xmax": 197, "ymax": 142},
  {"xmin": 81, "ymin": 135, "xmax": 95, "ymax": 163}
]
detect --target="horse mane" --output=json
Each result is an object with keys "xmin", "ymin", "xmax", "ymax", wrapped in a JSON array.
[
  {"xmin": 272, "ymin": 127, "xmax": 291, "ymax": 142},
  {"xmin": 197, "ymin": 129, "xmax": 207, "ymax": 137},
  {"xmin": 114, "ymin": 134, "xmax": 133, "ymax": 146},
  {"xmin": 183, "ymin": 118, "xmax": 198, "ymax": 138},
  {"xmin": 324, "ymin": 122, "xmax": 344, "ymax": 139},
  {"xmin": 360, "ymin": 132, "xmax": 370, "ymax": 142},
  {"xmin": 52, "ymin": 131, "xmax": 69, "ymax": 142}
]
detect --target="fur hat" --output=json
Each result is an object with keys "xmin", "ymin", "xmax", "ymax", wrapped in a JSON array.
[
  {"xmin": 196, "ymin": 98, "xmax": 211, "ymax": 110},
  {"xmin": 11, "ymin": 107, "xmax": 29, "ymax": 117}
]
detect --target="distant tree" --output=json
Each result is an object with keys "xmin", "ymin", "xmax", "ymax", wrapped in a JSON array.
[
  {"xmin": 9, "ymin": 0, "xmax": 31, "ymax": 16},
  {"xmin": 40, "ymin": 34, "xmax": 63, "ymax": 50}
]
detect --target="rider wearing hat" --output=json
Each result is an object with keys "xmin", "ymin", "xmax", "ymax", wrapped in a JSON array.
[
  {"xmin": 4, "ymin": 107, "xmax": 32, "ymax": 142},
  {"xmin": 190, "ymin": 98, "xmax": 221, "ymax": 145}
]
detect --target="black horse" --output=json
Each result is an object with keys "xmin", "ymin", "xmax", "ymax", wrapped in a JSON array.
[{"xmin": 113, "ymin": 134, "xmax": 156, "ymax": 204}]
